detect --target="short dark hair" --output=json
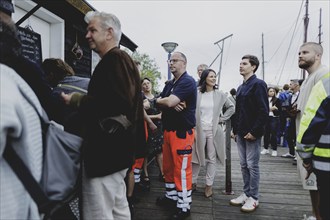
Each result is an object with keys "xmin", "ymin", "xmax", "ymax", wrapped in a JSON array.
[
  {"xmin": 230, "ymin": 88, "xmax": 236, "ymax": 96},
  {"xmin": 42, "ymin": 58, "xmax": 75, "ymax": 87},
  {"xmin": 282, "ymin": 84, "xmax": 289, "ymax": 90},
  {"xmin": 242, "ymin": 54, "xmax": 259, "ymax": 73},
  {"xmin": 267, "ymin": 87, "xmax": 278, "ymax": 94},
  {"xmin": 141, "ymin": 77, "xmax": 151, "ymax": 84}
]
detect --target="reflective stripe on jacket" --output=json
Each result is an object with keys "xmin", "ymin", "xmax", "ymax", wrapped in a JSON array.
[{"xmin": 296, "ymin": 72, "xmax": 330, "ymax": 171}]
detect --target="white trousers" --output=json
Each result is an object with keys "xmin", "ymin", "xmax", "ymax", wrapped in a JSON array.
[
  {"xmin": 82, "ymin": 168, "xmax": 130, "ymax": 220},
  {"xmin": 192, "ymin": 129, "xmax": 217, "ymax": 186}
]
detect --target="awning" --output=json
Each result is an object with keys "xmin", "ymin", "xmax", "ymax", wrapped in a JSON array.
[{"xmin": 18, "ymin": 0, "xmax": 138, "ymax": 52}]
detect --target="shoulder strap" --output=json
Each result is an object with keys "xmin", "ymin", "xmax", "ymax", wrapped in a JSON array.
[
  {"xmin": 57, "ymin": 83, "xmax": 87, "ymax": 94},
  {"xmin": 3, "ymin": 142, "xmax": 50, "ymax": 211}
]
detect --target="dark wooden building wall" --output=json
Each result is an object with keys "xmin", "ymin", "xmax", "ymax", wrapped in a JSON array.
[{"xmin": 31, "ymin": 0, "xmax": 138, "ymax": 78}]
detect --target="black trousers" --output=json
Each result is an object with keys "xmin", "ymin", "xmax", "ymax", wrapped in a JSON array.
[
  {"xmin": 264, "ymin": 116, "xmax": 280, "ymax": 150},
  {"xmin": 286, "ymin": 117, "xmax": 296, "ymax": 156},
  {"xmin": 315, "ymin": 169, "xmax": 330, "ymax": 220}
]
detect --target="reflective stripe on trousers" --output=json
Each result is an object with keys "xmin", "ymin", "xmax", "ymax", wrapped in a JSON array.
[{"xmin": 162, "ymin": 129, "xmax": 194, "ymax": 211}]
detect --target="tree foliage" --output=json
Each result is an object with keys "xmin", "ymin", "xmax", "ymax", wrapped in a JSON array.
[{"xmin": 124, "ymin": 49, "xmax": 162, "ymax": 94}]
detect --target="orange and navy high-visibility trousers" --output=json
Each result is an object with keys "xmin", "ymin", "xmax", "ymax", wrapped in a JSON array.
[
  {"xmin": 162, "ymin": 129, "xmax": 194, "ymax": 212},
  {"xmin": 132, "ymin": 120, "xmax": 149, "ymax": 183}
]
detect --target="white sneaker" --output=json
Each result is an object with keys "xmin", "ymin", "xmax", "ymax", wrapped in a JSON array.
[
  {"xmin": 281, "ymin": 152, "xmax": 295, "ymax": 158},
  {"xmin": 271, "ymin": 150, "xmax": 277, "ymax": 157},
  {"xmin": 260, "ymin": 149, "xmax": 269, "ymax": 155},
  {"xmin": 229, "ymin": 193, "xmax": 248, "ymax": 206},
  {"xmin": 241, "ymin": 197, "xmax": 259, "ymax": 212},
  {"xmin": 303, "ymin": 214, "xmax": 317, "ymax": 220}
]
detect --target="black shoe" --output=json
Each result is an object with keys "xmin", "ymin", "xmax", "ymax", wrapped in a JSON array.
[
  {"xmin": 170, "ymin": 209, "xmax": 191, "ymax": 220},
  {"xmin": 143, "ymin": 176, "xmax": 151, "ymax": 185},
  {"xmin": 192, "ymin": 183, "xmax": 197, "ymax": 193},
  {"xmin": 159, "ymin": 173, "xmax": 165, "ymax": 182},
  {"xmin": 156, "ymin": 195, "xmax": 176, "ymax": 209},
  {"xmin": 128, "ymin": 195, "xmax": 140, "ymax": 204},
  {"xmin": 135, "ymin": 182, "xmax": 150, "ymax": 192}
]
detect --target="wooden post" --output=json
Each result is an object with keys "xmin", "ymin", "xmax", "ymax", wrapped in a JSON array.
[{"xmin": 223, "ymin": 119, "xmax": 234, "ymax": 195}]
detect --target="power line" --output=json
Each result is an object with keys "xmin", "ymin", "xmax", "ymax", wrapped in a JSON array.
[
  {"xmin": 276, "ymin": 0, "xmax": 304, "ymax": 86},
  {"xmin": 267, "ymin": 21, "xmax": 295, "ymax": 64}
]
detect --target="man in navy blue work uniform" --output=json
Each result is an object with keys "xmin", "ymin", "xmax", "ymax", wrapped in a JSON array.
[{"xmin": 155, "ymin": 51, "xmax": 197, "ymax": 220}]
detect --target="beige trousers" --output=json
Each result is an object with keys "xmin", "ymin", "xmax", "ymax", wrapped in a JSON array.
[
  {"xmin": 192, "ymin": 129, "xmax": 217, "ymax": 186},
  {"xmin": 82, "ymin": 168, "xmax": 130, "ymax": 220}
]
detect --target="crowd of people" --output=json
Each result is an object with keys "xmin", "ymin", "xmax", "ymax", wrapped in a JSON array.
[{"xmin": 1, "ymin": 1, "xmax": 329, "ymax": 219}]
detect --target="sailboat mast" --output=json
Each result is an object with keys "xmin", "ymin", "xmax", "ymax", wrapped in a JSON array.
[
  {"xmin": 261, "ymin": 33, "xmax": 265, "ymax": 81},
  {"xmin": 302, "ymin": 0, "xmax": 309, "ymax": 79},
  {"xmin": 318, "ymin": 8, "xmax": 322, "ymax": 44}
]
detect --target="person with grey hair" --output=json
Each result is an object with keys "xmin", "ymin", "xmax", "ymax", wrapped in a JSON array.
[
  {"xmin": 84, "ymin": 11, "xmax": 122, "ymax": 53},
  {"xmin": 62, "ymin": 11, "xmax": 146, "ymax": 219},
  {"xmin": 197, "ymin": 64, "xmax": 209, "ymax": 78},
  {"xmin": 196, "ymin": 63, "xmax": 209, "ymax": 86}
]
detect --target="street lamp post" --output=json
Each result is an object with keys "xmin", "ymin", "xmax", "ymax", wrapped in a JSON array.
[{"xmin": 161, "ymin": 42, "xmax": 178, "ymax": 80}]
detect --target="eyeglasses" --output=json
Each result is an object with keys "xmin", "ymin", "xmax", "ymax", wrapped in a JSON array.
[{"xmin": 167, "ymin": 59, "xmax": 185, "ymax": 64}]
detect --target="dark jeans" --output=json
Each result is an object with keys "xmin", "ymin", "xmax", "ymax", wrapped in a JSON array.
[
  {"xmin": 264, "ymin": 116, "xmax": 280, "ymax": 150},
  {"xmin": 315, "ymin": 169, "xmax": 330, "ymax": 220},
  {"xmin": 277, "ymin": 114, "xmax": 288, "ymax": 147},
  {"xmin": 286, "ymin": 117, "xmax": 296, "ymax": 156}
]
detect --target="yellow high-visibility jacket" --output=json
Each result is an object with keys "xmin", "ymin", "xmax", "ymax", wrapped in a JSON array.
[{"xmin": 296, "ymin": 72, "xmax": 330, "ymax": 172}]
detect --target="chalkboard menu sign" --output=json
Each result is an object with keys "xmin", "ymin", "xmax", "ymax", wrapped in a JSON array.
[{"xmin": 18, "ymin": 27, "xmax": 42, "ymax": 66}]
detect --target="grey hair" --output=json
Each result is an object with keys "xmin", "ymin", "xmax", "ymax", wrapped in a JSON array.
[
  {"xmin": 197, "ymin": 63, "xmax": 208, "ymax": 70},
  {"xmin": 84, "ymin": 11, "xmax": 122, "ymax": 44}
]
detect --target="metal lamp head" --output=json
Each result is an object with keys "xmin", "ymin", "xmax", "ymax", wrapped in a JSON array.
[{"xmin": 161, "ymin": 42, "xmax": 178, "ymax": 53}]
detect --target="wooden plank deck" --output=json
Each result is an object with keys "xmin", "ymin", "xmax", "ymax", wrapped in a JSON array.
[{"xmin": 133, "ymin": 139, "xmax": 313, "ymax": 220}]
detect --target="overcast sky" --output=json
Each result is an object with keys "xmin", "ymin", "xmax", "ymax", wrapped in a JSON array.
[{"xmin": 87, "ymin": 0, "xmax": 329, "ymax": 92}]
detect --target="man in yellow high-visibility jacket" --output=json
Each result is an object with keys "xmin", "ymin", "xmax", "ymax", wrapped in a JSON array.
[
  {"xmin": 295, "ymin": 42, "xmax": 329, "ymax": 219},
  {"xmin": 296, "ymin": 72, "xmax": 330, "ymax": 220}
]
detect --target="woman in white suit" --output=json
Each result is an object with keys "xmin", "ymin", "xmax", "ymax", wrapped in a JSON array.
[{"xmin": 192, "ymin": 69, "xmax": 235, "ymax": 197}]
